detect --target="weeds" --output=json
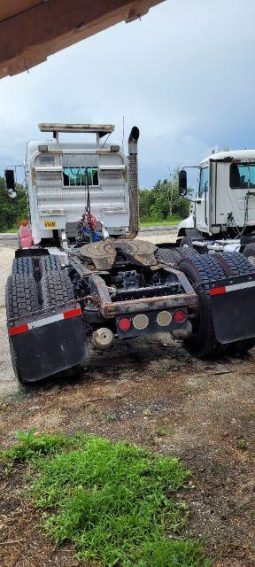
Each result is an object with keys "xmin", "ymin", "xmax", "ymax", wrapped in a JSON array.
[
  {"xmin": 0, "ymin": 429, "xmax": 68, "ymax": 466},
  {"xmin": 237, "ymin": 438, "xmax": 248, "ymax": 450},
  {"xmin": 0, "ymin": 431, "xmax": 210, "ymax": 567},
  {"xmin": 155, "ymin": 427, "xmax": 168, "ymax": 437}
]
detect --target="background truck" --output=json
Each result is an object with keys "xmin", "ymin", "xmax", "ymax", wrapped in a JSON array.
[
  {"xmin": 177, "ymin": 151, "xmax": 255, "ymax": 265},
  {"xmin": 5, "ymin": 125, "xmax": 255, "ymax": 384}
]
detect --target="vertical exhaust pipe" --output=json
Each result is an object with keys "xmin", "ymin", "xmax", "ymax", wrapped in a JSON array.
[{"xmin": 127, "ymin": 126, "xmax": 140, "ymax": 239}]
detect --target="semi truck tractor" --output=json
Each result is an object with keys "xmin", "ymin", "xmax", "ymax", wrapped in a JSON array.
[
  {"xmin": 5, "ymin": 125, "xmax": 255, "ymax": 384},
  {"xmin": 177, "ymin": 151, "xmax": 255, "ymax": 264}
]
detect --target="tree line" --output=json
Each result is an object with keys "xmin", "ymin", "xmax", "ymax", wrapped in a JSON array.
[
  {"xmin": 139, "ymin": 173, "xmax": 190, "ymax": 224},
  {"xmin": 0, "ymin": 177, "xmax": 28, "ymax": 232}
]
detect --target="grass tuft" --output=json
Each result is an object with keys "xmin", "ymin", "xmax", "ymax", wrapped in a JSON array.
[
  {"xmin": 0, "ymin": 431, "xmax": 210, "ymax": 566},
  {"xmin": 0, "ymin": 429, "xmax": 68, "ymax": 466},
  {"xmin": 140, "ymin": 216, "xmax": 180, "ymax": 227}
]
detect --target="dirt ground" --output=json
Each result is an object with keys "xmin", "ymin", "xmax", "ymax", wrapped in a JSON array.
[{"xmin": 0, "ymin": 235, "xmax": 255, "ymax": 567}]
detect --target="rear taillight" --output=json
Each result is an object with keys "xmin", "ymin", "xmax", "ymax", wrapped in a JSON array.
[
  {"xmin": 173, "ymin": 309, "xmax": 187, "ymax": 324},
  {"xmin": 118, "ymin": 317, "xmax": 132, "ymax": 332}
]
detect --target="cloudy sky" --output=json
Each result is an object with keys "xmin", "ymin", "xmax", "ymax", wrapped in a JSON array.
[{"xmin": 0, "ymin": 0, "xmax": 255, "ymax": 187}]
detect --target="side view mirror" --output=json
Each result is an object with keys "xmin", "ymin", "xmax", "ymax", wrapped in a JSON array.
[
  {"xmin": 5, "ymin": 169, "xmax": 17, "ymax": 198},
  {"xmin": 5, "ymin": 169, "xmax": 15, "ymax": 190},
  {"xmin": 178, "ymin": 169, "xmax": 187, "ymax": 196}
]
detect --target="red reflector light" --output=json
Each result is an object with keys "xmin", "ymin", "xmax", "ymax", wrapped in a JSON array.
[
  {"xmin": 173, "ymin": 310, "xmax": 187, "ymax": 324},
  {"xmin": 118, "ymin": 317, "xmax": 132, "ymax": 332},
  {"xmin": 209, "ymin": 286, "xmax": 226, "ymax": 296},
  {"xmin": 63, "ymin": 308, "xmax": 82, "ymax": 319},
  {"xmin": 8, "ymin": 323, "xmax": 29, "ymax": 336}
]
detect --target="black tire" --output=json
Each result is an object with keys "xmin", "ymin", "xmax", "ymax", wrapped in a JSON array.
[
  {"xmin": 40, "ymin": 254, "xmax": 62, "ymax": 274},
  {"xmin": 41, "ymin": 269, "xmax": 74, "ymax": 309},
  {"xmin": 12, "ymin": 256, "xmax": 33, "ymax": 276},
  {"xmin": 213, "ymin": 252, "xmax": 255, "ymax": 355},
  {"xmin": 6, "ymin": 274, "xmax": 39, "ymax": 321},
  {"xmin": 177, "ymin": 255, "xmax": 225, "ymax": 358},
  {"xmin": 178, "ymin": 246, "xmax": 199, "ymax": 258},
  {"xmin": 6, "ymin": 274, "xmax": 40, "ymax": 383},
  {"xmin": 242, "ymin": 243, "xmax": 255, "ymax": 268},
  {"xmin": 156, "ymin": 246, "xmax": 198, "ymax": 266},
  {"xmin": 155, "ymin": 247, "xmax": 182, "ymax": 264},
  {"xmin": 213, "ymin": 251, "xmax": 254, "ymax": 276}
]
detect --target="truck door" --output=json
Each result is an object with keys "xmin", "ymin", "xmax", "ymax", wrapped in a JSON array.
[{"xmin": 195, "ymin": 165, "xmax": 209, "ymax": 233}]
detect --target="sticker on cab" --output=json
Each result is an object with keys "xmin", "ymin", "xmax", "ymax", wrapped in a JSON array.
[{"xmin": 44, "ymin": 220, "xmax": 56, "ymax": 228}]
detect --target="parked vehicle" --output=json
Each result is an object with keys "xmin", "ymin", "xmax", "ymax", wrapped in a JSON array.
[
  {"xmin": 177, "ymin": 151, "xmax": 255, "ymax": 264},
  {"xmin": 5, "ymin": 126, "xmax": 255, "ymax": 383}
]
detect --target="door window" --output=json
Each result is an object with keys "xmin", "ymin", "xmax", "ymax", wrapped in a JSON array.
[
  {"xmin": 230, "ymin": 163, "xmax": 255, "ymax": 189},
  {"xmin": 199, "ymin": 167, "xmax": 209, "ymax": 196}
]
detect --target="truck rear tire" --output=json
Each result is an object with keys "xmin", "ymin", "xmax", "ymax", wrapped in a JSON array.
[
  {"xmin": 213, "ymin": 252, "xmax": 255, "ymax": 355},
  {"xmin": 156, "ymin": 247, "xmax": 182, "ymax": 264},
  {"xmin": 242, "ymin": 243, "xmax": 255, "ymax": 267},
  {"xmin": 177, "ymin": 255, "xmax": 225, "ymax": 358},
  {"xmin": 40, "ymin": 254, "xmax": 62, "ymax": 274},
  {"xmin": 12, "ymin": 256, "xmax": 34, "ymax": 276},
  {"xmin": 213, "ymin": 251, "xmax": 254, "ymax": 276},
  {"xmin": 41, "ymin": 269, "xmax": 74, "ymax": 309},
  {"xmin": 156, "ymin": 246, "xmax": 198, "ymax": 265},
  {"xmin": 6, "ymin": 274, "xmax": 40, "ymax": 383},
  {"xmin": 178, "ymin": 246, "xmax": 199, "ymax": 258},
  {"xmin": 6, "ymin": 274, "xmax": 39, "ymax": 320}
]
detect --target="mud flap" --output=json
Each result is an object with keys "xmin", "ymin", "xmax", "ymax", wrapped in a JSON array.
[
  {"xmin": 209, "ymin": 274, "xmax": 255, "ymax": 343},
  {"xmin": 9, "ymin": 313, "xmax": 86, "ymax": 383}
]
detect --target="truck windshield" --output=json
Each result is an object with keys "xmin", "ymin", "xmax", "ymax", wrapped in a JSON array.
[
  {"xmin": 230, "ymin": 163, "xmax": 255, "ymax": 189},
  {"xmin": 63, "ymin": 167, "xmax": 98, "ymax": 187}
]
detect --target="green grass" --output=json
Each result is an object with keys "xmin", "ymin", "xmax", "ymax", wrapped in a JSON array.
[
  {"xmin": 5, "ymin": 227, "xmax": 18, "ymax": 233},
  {"xmin": 1, "ymin": 431, "xmax": 210, "ymax": 567},
  {"xmin": 140, "ymin": 216, "xmax": 181, "ymax": 227}
]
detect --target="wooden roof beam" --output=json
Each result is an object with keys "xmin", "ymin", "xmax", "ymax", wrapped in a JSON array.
[{"xmin": 0, "ymin": 0, "xmax": 164, "ymax": 78}]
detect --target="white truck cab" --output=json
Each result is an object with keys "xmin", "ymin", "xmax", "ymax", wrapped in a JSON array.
[
  {"xmin": 25, "ymin": 123, "xmax": 130, "ymax": 245},
  {"xmin": 178, "ymin": 150, "xmax": 255, "ymax": 244}
]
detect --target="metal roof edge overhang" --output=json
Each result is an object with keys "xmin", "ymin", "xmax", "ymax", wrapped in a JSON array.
[{"xmin": 0, "ymin": 0, "xmax": 164, "ymax": 79}]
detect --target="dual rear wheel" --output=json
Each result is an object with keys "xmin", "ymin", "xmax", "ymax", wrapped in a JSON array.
[
  {"xmin": 176, "ymin": 251, "xmax": 255, "ymax": 357},
  {"xmin": 7, "ymin": 255, "xmax": 75, "ymax": 383}
]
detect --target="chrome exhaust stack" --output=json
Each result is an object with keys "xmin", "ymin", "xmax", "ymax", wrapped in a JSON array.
[{"xmin": 127, "ymin": 126, "xmax": 140, "ymax": 239}]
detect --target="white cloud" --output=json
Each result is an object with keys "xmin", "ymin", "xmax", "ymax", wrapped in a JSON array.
[{"xmin": 1, "ymin": 0, "xmax": 255, "ymax": 186}]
